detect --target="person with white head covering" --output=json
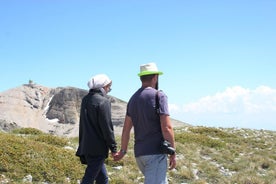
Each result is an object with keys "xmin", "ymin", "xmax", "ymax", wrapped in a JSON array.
[
  {"xmin": 114, "ymin": 62, "xmax": 176, "ymax": 184},
  {"xmin": 87, "ymin": 74, "xmax": 112, "ymax": 95},
  {"xmin": 76, "ymin": 74, "xmax": 117, "ymax": 184},
  {"xmin": 87, "ymin": 74, "xmax": 111, "ymax": 89}
]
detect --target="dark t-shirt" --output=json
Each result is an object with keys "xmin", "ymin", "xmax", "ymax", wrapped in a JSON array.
[{"xmin": 127, "ymin": 87, "xmax": 170, "ymax": 157}]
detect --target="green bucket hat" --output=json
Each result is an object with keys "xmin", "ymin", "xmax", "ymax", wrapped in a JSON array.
[{"xmin": 138, "ymin": 62, "xmax": 163, "ymax": 77}]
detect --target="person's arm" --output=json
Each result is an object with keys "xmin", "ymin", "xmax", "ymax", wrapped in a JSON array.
[
  {"xmin": 114, "ymin": 115, "xmax": 133, "ymax": 161},
  {"xmin": 160, "ymin": 115, "xmax": 174, "ymax": 148},
  {"xmin": 160, "ymin": 114, "xmax": 176, "ymax": 170}
]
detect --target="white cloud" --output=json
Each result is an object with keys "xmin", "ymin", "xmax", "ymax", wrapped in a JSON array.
[
  {"xmin": 168, "ymin": 103, "xmax": 181, "ymax": 113},
  {"xmin": 169, "ymin": 86, "xmax": 276, "ymax": 131}
]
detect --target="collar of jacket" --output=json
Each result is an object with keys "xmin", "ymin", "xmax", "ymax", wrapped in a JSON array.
[{"xmin": 89, "ymin": 88, "xmax": 107, "ymax": 96}]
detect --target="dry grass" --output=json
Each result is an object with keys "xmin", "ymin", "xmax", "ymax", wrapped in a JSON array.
[{"xmin": 0, "ymin": 126, "xmax": 276, "ymax": 183}]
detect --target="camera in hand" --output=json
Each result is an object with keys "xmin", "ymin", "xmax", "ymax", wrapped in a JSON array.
[{"xmin": 161, "ymin": 140, "xmax": 175, "ymax": 155}]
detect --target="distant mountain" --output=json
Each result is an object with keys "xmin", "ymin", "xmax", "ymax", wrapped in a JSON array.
[{"xmin": 0, "ymin": 83, "xmax": 187, "ymax": 137}]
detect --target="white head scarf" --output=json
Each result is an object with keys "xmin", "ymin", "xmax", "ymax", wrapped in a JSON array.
[{"xmin": 87, "ymin": 74, "xmax": 111, "ymax": 89}]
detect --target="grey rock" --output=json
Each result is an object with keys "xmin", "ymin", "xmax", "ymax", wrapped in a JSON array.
[{"xmin": 0, "ymin": 83, "xmax": 187, "ymax": 137}]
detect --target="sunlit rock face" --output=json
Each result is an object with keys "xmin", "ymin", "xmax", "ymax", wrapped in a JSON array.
[{"xmin": 0, "ymin": 83, "xmax": 186, "ymax": 137}]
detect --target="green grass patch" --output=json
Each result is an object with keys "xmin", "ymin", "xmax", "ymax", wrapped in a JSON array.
[{"xmin": 1, "ymin": 126, "xmax": 276, "ymax": 184}]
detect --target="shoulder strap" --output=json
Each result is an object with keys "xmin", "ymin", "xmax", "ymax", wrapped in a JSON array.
[
  {"xmin": 156, "ymin": 91, "xmax": 165, "ymax": 141},
  {"xmin": 155, "ymin": 90, "xmax": 160, "ymax": 114}
]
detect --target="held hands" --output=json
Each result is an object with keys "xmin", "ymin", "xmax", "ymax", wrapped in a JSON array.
[
  {"xmin": 112, "ymin": 149, "xmax": 127, "ymax": 161},
  {"xmin": 111, "ymin": 152, "xmax": 120, "ymax": 159}
]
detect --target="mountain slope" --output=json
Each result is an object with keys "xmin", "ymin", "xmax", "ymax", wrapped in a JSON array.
[
  {"xmin": 0, "ymin": 83, "xmax": 187, "ymax": 137},
  {"xmin": 0, "ymin": 126, "xmax": 275, "ymax": 183}
]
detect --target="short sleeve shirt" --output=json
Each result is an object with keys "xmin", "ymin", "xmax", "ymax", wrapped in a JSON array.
[{"xmin": 126, "ymin": 87, "xmax": 170, "ymax": 157}]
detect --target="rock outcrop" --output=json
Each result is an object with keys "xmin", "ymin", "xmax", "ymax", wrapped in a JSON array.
[
  {"xmin": 0, "ymin": 83, "xmax": 186, "ymax": 137},
  {"xmin": 0, "ymin": 83, "xmax": 128, "ymax": 137},
  {"xmin": 46, "ymin": 87, "xmax": 87, "ymax": 124}
]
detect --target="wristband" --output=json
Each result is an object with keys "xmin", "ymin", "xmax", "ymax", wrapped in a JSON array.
[{"xmin": 120, "ymin": 149, "xmax": 127, "ymax": 155}]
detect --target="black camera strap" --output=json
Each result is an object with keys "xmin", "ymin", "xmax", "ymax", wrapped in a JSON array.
[
  {"xmin": 155, "ymin": 90, "xmax": 160, "ymax": 115},
  {"xmin": 155, "ymin": 90, "xmax": 176, "ymax": 155}
]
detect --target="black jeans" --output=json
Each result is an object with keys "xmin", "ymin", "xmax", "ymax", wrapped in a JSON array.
[{"xmin": 81, "ymin": 155, "xmax": 108, "ymax": 184}]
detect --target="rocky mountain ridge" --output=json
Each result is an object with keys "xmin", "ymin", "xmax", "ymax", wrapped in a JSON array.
[{"xmin": 0, "ymin": 83, "xmax": 186, "ymax": 137}]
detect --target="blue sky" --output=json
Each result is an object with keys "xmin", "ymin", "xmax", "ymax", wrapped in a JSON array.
[{"xmin": 1, "ymin": 0, "xmax": 276, "ymax": 131}]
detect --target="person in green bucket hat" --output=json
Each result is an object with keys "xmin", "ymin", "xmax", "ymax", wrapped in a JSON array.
[
  {"xmin": 138, "ymin": 62, "xmax": 164, "ymax": 76},
  {"xmin": 115, "ymin": 62, "xmax": 176, "ymax": 184}
]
